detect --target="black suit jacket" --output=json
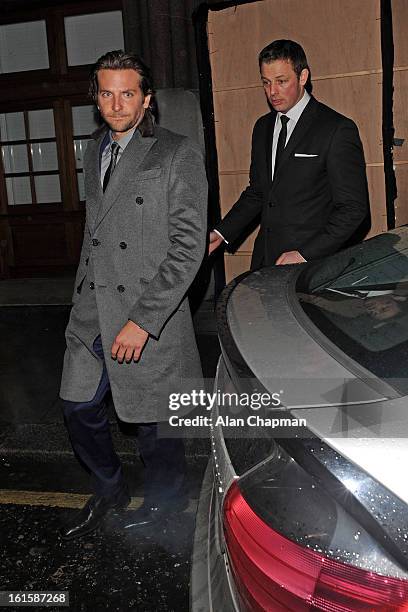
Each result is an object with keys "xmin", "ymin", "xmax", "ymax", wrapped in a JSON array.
[{"xmin": 216, "ymin": 96, "xmax": 369, "ymax": 269}]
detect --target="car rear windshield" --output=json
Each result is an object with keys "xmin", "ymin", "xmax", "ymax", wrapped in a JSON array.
[{"xmin": 297, "ymin": 229, "xmax": 408, "ymax": 395}]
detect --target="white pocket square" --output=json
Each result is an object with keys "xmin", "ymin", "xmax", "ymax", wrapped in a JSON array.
[{"xmin": 294, "ymin": 153, "xmax": 318, "ymax": 157}]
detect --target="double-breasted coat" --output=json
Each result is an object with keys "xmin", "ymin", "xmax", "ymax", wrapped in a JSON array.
[{"xmin": 60, "ymin": 121, "xmax": 207, "ymax": 422}]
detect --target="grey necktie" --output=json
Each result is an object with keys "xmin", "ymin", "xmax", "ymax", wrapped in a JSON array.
[
  {"xmin": 103, "ymin": 141, "xmax": 120, "ymax": 192},
  {"xmin": 274, "ymin": 115, "xmax": 290, "ymax": 175}
]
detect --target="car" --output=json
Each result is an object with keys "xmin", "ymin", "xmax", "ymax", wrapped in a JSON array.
[{"xmin": 191, "ymin": 227, "xmax": 408, "ymax": 611}]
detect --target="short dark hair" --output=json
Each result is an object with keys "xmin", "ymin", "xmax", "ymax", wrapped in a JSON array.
[
  {"xmin": 259, "ymin": 39, "xmax": 312, "ymax": 93},
  {"xmin": 89, "ymin": 49, "xmax": 153, "ymax": 101}
]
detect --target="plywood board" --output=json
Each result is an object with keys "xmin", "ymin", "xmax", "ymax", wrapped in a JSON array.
[
  {"xmin": 395, "ymin": 163, "xmax": 408, "ymax": 227},
  {"xmin": 213, "ymin": 87, "xmax": 267, "ymax": 172},
  {"xmin": 219, "ymin": 172, "xmax": 248, "ymax": 215},
  {"xmin": 225, "ymin": 253, "xmax": 252, "ymax": 283},
  {"xmin": 392, "ymin": 0, "xmax": 408, "ymax": 67},
  {"xmin": 208, "ymin": 0, "xmax": 381, "ymax": 91},
  {"xmin": 366, "ymin": 165, "xmax": 387, "ymax": 237},
  {"xmin": 392, "ymin": 0, "xmax": 408, "ymax": 229},
  {"xmin": 392, "ymin": 69, "xmax": 408, "ymax": 164},
  {"xmin": 219, "ymin": 173, "xmax": 259, "ymax": 252},
  {"xmin": 313, "ymin": 74, "xmax": 383, "ymax": 164}
]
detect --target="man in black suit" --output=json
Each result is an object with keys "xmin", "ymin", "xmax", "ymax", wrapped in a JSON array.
[{"xmin": 209, "ymin": 39, "xmax": 368, "ymax": 268}]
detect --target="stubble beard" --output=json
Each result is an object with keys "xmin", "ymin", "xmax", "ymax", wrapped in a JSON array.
[{"xmin": 105, "ymin": 112, "xmax": 145, "ymax": 138}]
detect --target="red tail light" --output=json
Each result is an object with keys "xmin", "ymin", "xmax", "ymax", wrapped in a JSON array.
[{"xmin": 223, "ymin": 482, "xmax": 408, "ymax": 611}]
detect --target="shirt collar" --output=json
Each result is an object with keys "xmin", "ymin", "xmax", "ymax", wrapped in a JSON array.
[
  {"xmin": 278, "ymin": 90, "xmax": 311, "ymax": 124},
  {"xmin": 108, "ymin": 125, "xmax": 137, "ymax": 151},
  {"xmin": 103, "ymin": 110, "xmax": 154, "ymax": 154}
]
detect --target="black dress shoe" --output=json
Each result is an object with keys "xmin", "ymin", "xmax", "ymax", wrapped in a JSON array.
[
  {"xmin": 59, "ymin": 490, "xmax": 130, "ymax": 540},
  {"xmin": 123, "ymin": 495, "xmax": 188, "ymax": 529}
]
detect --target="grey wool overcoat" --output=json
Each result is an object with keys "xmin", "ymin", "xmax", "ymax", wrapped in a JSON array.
[{"xmin": 60, "ymin": 121, "xmax": 208, "ymax": 422}]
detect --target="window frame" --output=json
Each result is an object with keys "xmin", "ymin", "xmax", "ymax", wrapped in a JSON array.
[{"xmin": 0, "ymin": 0, "xmax": 123, "ymax": 214}]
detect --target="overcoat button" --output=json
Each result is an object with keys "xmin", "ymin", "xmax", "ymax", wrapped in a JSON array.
[
  {"xmin": 89, "ymin": 282, "xmax": 95, "ymax": 290},
  {"xmin": 119, "ymin": 242, "xmax": 127, "ymax": 249},
  {"xmin": 117, "ymin": 285, "xmax": 125, "ymax": 293},
  {"xmin": 92, "ymin": 239, "xmax": 100, "ymax": 246},
  {"xmin": 135, "ymin": 196, "xmax": 144, "ymax": 205}
]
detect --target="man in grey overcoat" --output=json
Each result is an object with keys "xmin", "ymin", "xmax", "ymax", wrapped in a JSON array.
[{"xmin": 59, "ymin": 50, "xmax": 207, "ymax": 539}]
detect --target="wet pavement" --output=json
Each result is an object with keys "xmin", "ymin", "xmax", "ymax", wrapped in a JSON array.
[
  {"xmin": 0, "ymin": 302, "xmax": 219, "ymax": 611},
  {"xmin": 0, "ymin": 455, "xmax": 206, "ymax": 612}
]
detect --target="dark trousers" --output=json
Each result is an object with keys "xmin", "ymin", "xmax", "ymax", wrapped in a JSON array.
[{"xmin": 62, "ymin": 336, "xmax": 186, "ymax": 504}]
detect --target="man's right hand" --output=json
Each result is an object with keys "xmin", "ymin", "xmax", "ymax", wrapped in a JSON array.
[{"xmin": 208, "ymin": 231, "xmax": 224, "ymax": 255}]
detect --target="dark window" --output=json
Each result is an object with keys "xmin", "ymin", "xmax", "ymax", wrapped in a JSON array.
[{"xmin": 298, "ymin": 230, "xmax": 408, "ymax": 394}]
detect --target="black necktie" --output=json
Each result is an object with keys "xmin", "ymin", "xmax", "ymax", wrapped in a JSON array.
[
  {"xmin": 103, "ymin": 141, "xmax": 120, "ymax": 192},
  {"xmin": 274, "ymin": 115, "xmax": 289, "ymax": 176}
]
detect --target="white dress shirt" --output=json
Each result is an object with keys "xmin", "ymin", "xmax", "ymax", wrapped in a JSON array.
[{"xmin": 271, "ymin": 90, "xmax": 311, "ymax": 179}]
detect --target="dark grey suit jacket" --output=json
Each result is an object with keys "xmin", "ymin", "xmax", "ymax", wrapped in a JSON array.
[{"xmin": 216, "ymin": 96, "xmax": 369, "ymax": 268}]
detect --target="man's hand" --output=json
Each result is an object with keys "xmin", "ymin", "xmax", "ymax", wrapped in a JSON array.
[
  {"xmin": 208, "ymin": 231, "xmax": 224, "ymax": 255},
  {"xmin": 275, "ymin": 250, "xmax": 307, "ymax": 265},
  {"xmin": 111, "ymin": 320, "xmax": 149, "ymax": 363}
]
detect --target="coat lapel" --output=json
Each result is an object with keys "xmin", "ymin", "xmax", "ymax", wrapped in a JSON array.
[
  {"xmin": 94, "ymin": 129, "xmax": 157, "ymax": 230},
  {"xmin": 84, "ymin": 132, "xmax": 105, "ymax": 233},
  {"xmin": 272, "ymin": 96, "xmax": 319, "ymax": 187}
]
